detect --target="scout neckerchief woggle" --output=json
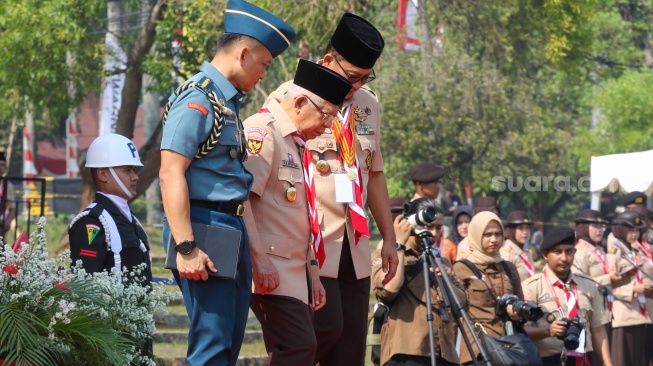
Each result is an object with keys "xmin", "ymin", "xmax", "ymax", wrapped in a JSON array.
[
  {"xmin": 291, "ymin": 131, "xmax": 326, "ymax": 267},
  {"xmin": 331, "ymin": 105, "xmax": 370, "ymax": 243}
]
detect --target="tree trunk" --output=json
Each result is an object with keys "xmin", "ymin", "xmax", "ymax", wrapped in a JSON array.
[{"xmin": 417, "ymin": 0, "xmax": 435, "ymax": 100}]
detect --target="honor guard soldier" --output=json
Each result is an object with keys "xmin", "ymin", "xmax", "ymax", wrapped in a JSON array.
[
  {"xmin": 158, "ymin": 1, "xmax": 295, "ymax": 365},
  {"xmin": 264, "ymin": 13, "xmax": 398, "ymax": 365},
  {"xmin": 244, "ymin": 60, "xmax": 351, "ymax": 366},
  {"xmin": 69, "ymin": 134, "xmax": 152, "ymax": 285},
  {"xmin": 606, "ymin": 211, "xmax": 653, "ymax": 366},
  {"xmin": 522, "ymin": 227, "xmax": 612, "ymax": 366},
  {"xmin": 501, "ymin": 211, "xmax": 537, "ymax": 281},
  {"xmin": 409, "ymin": 162, "xmax": 444, "ymax": 201}
]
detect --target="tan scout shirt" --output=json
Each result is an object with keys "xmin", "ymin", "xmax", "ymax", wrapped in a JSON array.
[
  {"xmin": 521, "ymin": 266, "xmax": 610, "ymax": 357},
  {"xmin": 372, "ymin": 249, "xmax": 464, "ymax": 365},
  {"xmin": 267, "ymin": 81, "xmax": 384, "ymax": 279},
  {"xmin": 453, "ymin": 260, "xmax": 523, "ymax": 364},
  {"xmin": 500, "ymin": 239, "xmax": 536, "ymax": 282},
  {"xmin": 572, "ymin": 239, "xmax": 612, "ymax": 287},
  {"xmin": 243, "ymin": 99, "xmax": 314, "ymax": 304},
  {"xmin": 607, "ymin": 242, "xmax": 653, "ymax": 328}
]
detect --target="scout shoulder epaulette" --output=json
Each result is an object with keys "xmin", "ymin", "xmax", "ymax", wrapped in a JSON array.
[
  {"xmin": 525, "ymin": 273, "xmax": 542, "ymax": 284},
  {"xmin": 161, "ymin": 77, "xmax": 240, "ymax": 160}
]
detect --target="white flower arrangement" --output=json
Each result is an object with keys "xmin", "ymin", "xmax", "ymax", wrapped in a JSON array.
[{"xmin": 0, "ymin": 217, "xmax": 179, "ymax": 365}]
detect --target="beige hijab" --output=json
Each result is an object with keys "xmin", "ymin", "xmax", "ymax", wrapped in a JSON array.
[{"xmin": 466, "ymin": 211, "xmax": 505, "ymax": 265}]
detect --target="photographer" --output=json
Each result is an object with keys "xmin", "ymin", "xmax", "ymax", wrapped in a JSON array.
[
  {"xmin": 452, "ymin": 211, "xmax": 525, "ymax": 365},
  {"xmin": 522, "ymin": 227, "xmax": 612, "ymax": 366},
  {"xmin": 372, "ymin": 198, "xmax": 466, "ymax": 366}
]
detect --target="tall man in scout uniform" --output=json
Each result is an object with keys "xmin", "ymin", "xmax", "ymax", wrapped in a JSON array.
[
  {"xmin": 522, "ymin": 227, "xmax": 612, "ymax": 366},
  {"xmin": 243, "ymin": 60, "xmax": 352, "ymax": 366},
  {"xmin": 409, "ymin": 162, "xmax": 444, "ymax": 201},
  {"xmin": 265, "ymin": 13, "xmax": 398, "ymax": 365},
  {"xmin": 159, "ymin": 1, "xmax": 295, "ymax": 364},
  {"xmin": 501, "ymin": 211, "xmax": 537, "ymax": 281}
]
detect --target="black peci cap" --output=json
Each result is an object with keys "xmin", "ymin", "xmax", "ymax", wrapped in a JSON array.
[
  {"xmin": 623, "ymin": 191, "xmax": 647, "ymax": 206},
  {"xmin": 573, "ymin": 209, "xmax": 606, "ymax": 224},
  {"xmin": 505, "ymin": 211, "xmax": 533, "ymax": 227},
  {"xmin": 612, "ymin": 211, "xmax": 647, "ymax": 229},
  {"xmin": 389, "ymin": 197, "xmax": 407, "ymax": 214},
  {"xmin": 541, "ymin": 227, "xmax": 576, "ymax": 252},
  {"xmin": 293, "ymin": 59, "xmax": 352, "ymax": 106},
  {"xmin": 409, "ymin": 163, "xmax": 444, "ymax": 183},
  {"xmin": 329, "ymin": 13, "xmax": 384, "ymax": 69}
]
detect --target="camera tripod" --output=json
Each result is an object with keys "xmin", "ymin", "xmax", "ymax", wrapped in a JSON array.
[{"xmin": 417, "ymin": 232, "xmax": 492, "ymax": 366}]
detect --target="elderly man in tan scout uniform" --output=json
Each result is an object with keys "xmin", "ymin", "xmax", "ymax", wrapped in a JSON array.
[
  {"xmin": 501, "ymin": 211, "xmax": 537, "ymax": 282},
  {"xmin": 243, "ymin": 60, "xmax": 352, "ymax": 366},
  {"xmin": 523, "ymin": 227, "xmax": 612, "ymax": 366},
  {"xmin": 264, "ymin": 13, "xmax": 398, "ymax": 365}
]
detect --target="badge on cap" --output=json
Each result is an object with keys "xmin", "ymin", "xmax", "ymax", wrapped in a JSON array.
[{"xmin": 636, "ymin": 197, "xmax": 644, "ymax": 204}]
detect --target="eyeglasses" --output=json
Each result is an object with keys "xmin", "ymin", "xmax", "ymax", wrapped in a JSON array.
[
  {"xmin": 302, "ymin": 95, "xmax": 337, "ymax": 125},
  {"xmin": 332, "ymin": 56, "xmax": 376, "ymax": 84}
]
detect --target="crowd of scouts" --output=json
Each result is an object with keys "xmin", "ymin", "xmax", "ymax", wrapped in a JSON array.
[
  {"xmin": 60, "ymin": 0, "xmax": 653, "ymax": 365},
  {"xmin": 373, "ymin": 169, "xmax": 653, "ymax": 366}
]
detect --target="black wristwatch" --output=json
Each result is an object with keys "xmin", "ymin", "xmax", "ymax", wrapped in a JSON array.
[
  {"xmin": 174, "ymin": 240, "xmax": 196, "ymax": 255},
  {"xmin": 396, "ymin": 242, "xmax": 407, "ymax": 252}
]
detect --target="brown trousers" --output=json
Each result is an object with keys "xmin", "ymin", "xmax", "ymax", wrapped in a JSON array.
[
  {"xmin": 611, "ymin": 324, "xmax": 653, "ymax": 366},
  {"xmin": 314, "ymin": 238, "xmax": 371, "ymax": 366},
  {"xmin": 251, "ymin": 294, "xmax": 316, "ymax": 366}
]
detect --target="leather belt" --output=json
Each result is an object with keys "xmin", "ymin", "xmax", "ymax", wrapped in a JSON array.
[{"xmin": 189, "ymin": 199, "xmax": 246, "ymax": 216}]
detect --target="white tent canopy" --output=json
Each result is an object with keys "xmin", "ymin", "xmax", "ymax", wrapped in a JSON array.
[{"xmin": 590, "ymin": 149, "xmax": 653, "ymax": 209}]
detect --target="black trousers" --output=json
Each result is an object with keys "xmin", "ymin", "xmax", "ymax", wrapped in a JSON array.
[
  {"xmin": 541, "ymin": 352, "xmax": 595, "ymax": 366},
  {"xmin": 385, "ymin": 354, "xmax": 458, "ymax": 366}
]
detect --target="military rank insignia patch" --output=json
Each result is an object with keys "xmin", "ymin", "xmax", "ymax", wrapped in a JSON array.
[
  {"xmin": 86, "ymin": 224, "xmax": 100, "ymax": 245},
  {"xmin": 187, "ymin": 102, "xmax": 208, "ymax": 116},
  {"xmin": 354, "ymin": 105, "xmax": 368, "ymax": 123}
]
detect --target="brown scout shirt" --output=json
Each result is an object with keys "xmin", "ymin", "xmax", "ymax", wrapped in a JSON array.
[
  {"xmin": 500, "ymin": 239, "xmax": 536, "ymax": 282},
  {"xmin": 521, "ymin": 266, "xmax": 611, "ymax": 357},
  {"xmin": 456, "ymin": 237, "xmax": 470, "ymax": 261},
  {"xmin": 453, "ymin": 260, "xmax": 523, "ymax": 364},
  {"xmin": 266, "ymin": 81, "xmax": 384, "ymax": 279},
  {"xmin": 372, "ymin": 249, "xmax": 464, "ymax": 365},
  {"xmin": 243, "ymin": 99, "xmax": 314, "ymax": 304},
  {"xmin": 607, "ymin": 242, "xmax": 653, "ymax": 328},
  {"xmin": 572, "ymin": 239, "xmax": 611, "ymax": 287}
]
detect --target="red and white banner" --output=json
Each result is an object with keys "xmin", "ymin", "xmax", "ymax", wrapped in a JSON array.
[
  {"xmin": 99, "ymin": 34, "xmax": 126, "ymax": 136},
  {"xmin": 66, "ymin": 117, "xmax": 79, "ymax": 178},
  {"xmin": 398, "ymin": 0, "xmax": 420, "ymax": 51}
]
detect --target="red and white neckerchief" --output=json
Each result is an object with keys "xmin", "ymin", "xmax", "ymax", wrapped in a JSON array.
[
  {"xmin": 332, "ymin": 105, "xmax": 370, "ymax": 244},
  {"xmin": 508, "ymin": 243, "xmax": 535, "ymax": 277},
  {"xmin": 543, "ymin": 269, "xmax": 588, "ymax": 364},
  {"xmin": 579, "ymin": 241, "xmax": 612, "ymax": 310},
  {"xmin": 290, "ymin": 131, "xmax": 326, "ymax": 267},
  {"xmin": 637, "ymin": 240, "xmax": 653, "ymax": 265}
]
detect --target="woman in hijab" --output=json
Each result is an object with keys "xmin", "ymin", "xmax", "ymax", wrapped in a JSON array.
[
  {"xmin": 453, "ymin": 211, "xmax": 525, "ymax": 365},
  {"xmin": 573, "ymin": 209, "xmax": 621, "ymax": 290},
  {"xmin": 608, "ymin": 211, "xmax": 653, "ymax": 366},
  {"xmin": 441, "ymin": 205, "xmax": 472, "ymax": 263}
]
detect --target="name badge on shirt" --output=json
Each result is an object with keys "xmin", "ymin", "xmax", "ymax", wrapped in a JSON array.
[
  {"xmin": 282, "ymin": 160, "xmax": 300, "ymax": 170},
  {"xmin": 224, "ymin": 115, "xmax": 236, "ymax": 126},
  {"xmin": 334, "ymin": 173, "xmax": 354, "ymax": 203}
]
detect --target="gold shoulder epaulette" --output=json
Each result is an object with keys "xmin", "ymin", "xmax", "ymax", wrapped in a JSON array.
[{"xmin": 525, "ymin": 273, "xmax": 542, "ymax": 284}]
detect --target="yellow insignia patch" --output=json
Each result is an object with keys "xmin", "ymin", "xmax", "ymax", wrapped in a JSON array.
[
  {"xmin": 86, "ymin": 224, "xmax": 100, "ymax": 245},
  {"xmin": 636, "ymin": 197, "xmax": 644, "ymax": 204},
  {"xmin": 246, "ymin": 138, "xmax": 263, "ymax": 155},
  {"xmin": 201, "ymin": 78, "xmax": 211, "ymax": 88}
]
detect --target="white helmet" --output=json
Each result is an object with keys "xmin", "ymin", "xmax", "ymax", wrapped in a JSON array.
[{"xmin": 85, "ymin": 134, "xmax": 143, "ymax": 168}]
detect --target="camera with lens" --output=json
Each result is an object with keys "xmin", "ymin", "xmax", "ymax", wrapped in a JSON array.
[
  {"xmin": 558, "ymin": 316, "xmax": 584, "ymax": 350},
  {"xmin": 404, "ymin": 206, "xmax": 438, "ymax": 236},
  {"xmin": 495, "ymin": 294, "xmax": 544, "ymax": 322}
]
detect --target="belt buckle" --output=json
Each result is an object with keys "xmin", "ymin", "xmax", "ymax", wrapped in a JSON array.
[{"xmin": 235, "ymin": 204, "xmax": 245, "ymax": 217}]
